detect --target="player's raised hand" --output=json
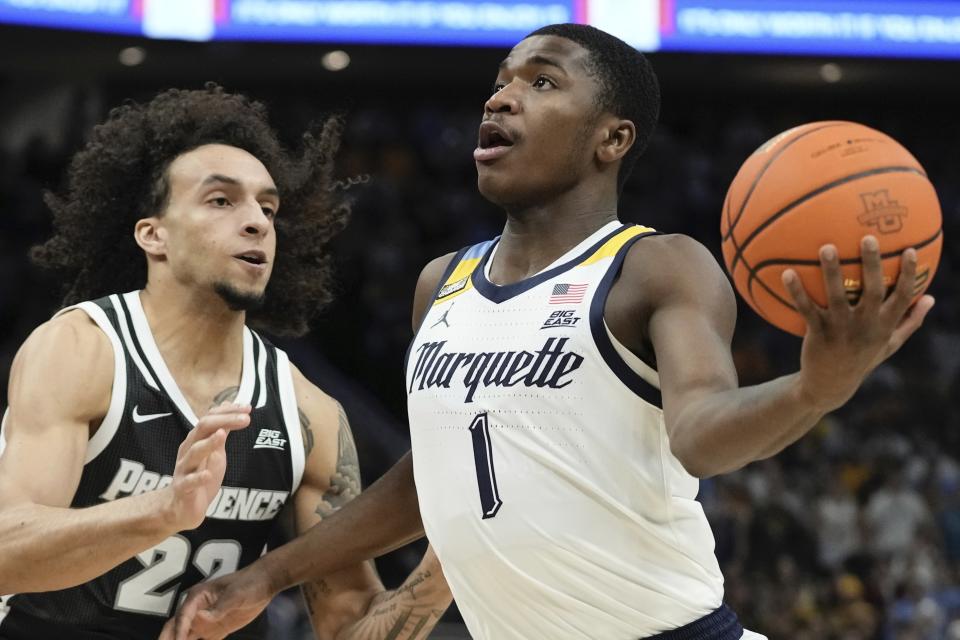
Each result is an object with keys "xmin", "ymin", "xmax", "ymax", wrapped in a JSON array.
[
  {"xmin": 783, "ymin": 235, "xmax": 935, "ymax": 412},
  {"xmin": 159, "ymin": 566, "xmax": 272, "ymax": 640},
  {"xmin": 162, "ymin": 403, "xmax": 251, "ymax": 532}
]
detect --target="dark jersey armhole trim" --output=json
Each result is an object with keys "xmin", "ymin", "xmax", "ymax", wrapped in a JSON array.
[
  {"xmin": 404, "ymin": 246, "xmax": 471, "ymax": 374},
  {"xmin": 589, "ymin": 231, "xmax": 664, "ymax": 409}
]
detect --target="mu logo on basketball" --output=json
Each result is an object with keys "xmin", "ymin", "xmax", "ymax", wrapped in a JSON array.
[{"xmin": 857, "ymin": 189, "xmax": 908, "ymax": 234}]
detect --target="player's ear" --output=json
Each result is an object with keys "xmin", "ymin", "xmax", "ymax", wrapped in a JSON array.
[
  {"xmin": 596, "ymin": 118, "xmax": 636, "ymax": 166},
  {"xmin": 134, "ymin": 216, "xmax": 168, "ymax": 258}
]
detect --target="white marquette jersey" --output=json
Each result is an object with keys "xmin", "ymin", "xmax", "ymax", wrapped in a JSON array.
[{"xmin": 406, "ymin": 222, "xmax": 729, "ymax": 639}]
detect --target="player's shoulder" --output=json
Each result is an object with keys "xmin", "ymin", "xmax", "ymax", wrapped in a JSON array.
[
  {"xmin": 416, "ymin": 251, "xmax": 460, "ymax": 292},
  {"xmin": 17, "ymin": 309, "xmax": 112, "ymax": 372},
  {"xmin": 623, "ymin": 232, "xmax": 717, "ymax": 271},
  {"xmin": 288, "ymin": 363, "xmax": 341, "ymax": 434},
  {"xmin": 9, "ymin": 309, "xmax": 113, "ymax": 418},
  {"xmin": 621, "ymin": 233, "xmax": 730, "ymax": 295},
  {"xmin": 412, "ymin": 250, "xmax": 460, "ymax": 330}
]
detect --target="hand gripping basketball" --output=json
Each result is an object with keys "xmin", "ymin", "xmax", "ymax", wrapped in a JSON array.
[
  {"xmin": 162, "ymin": 403, "xmax": 251, "ymax": 532},
  {"xmin": 783, "ymin": 235, "xmax": 935, "ymax": 413}
]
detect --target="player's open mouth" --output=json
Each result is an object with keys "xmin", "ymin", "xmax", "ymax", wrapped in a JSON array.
[
  {"xmin": 474, "ymin": 121, "xmax": 515, "ymax": 162},
  {"xmin": 234, "ymin": 251, "xmax": 268, "ymax": 271}
]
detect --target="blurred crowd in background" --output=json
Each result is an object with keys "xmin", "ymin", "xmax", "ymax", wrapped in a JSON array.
[{"xmin": 1, "ymin": 64, "xmax": 959, "ymax": 638}]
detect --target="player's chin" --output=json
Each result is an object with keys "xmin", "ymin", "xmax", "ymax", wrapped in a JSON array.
[
  {"xmin": 214, "ymin": 281, "xmax": 268, "ymax": 312},
  {"xmin": 476, "ymin": 171, "xmax": 518, "ymax": 206}
]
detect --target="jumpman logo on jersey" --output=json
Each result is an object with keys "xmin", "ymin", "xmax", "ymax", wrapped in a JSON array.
[{"xmin": 431, "ymin": 303, "xmax": 455, "ymax": 329}]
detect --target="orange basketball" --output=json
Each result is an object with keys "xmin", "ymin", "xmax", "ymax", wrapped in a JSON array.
[{"xmin": 721, "ymin": 121, "xmax": 943, "ymax": 336}]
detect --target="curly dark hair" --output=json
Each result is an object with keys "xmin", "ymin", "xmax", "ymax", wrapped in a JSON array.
[
  {"xmin": 32, "ymin": 84, "xmax": 349, "ymax": 337},
  {"xmin": 526, "ymin": 23, "xmax": 660, "ymax": 193}
]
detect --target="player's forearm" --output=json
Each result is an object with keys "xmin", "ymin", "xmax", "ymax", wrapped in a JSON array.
[
  {"xmin": 0, "ymin": 490, "xmax": 176, "ymax": 593},
  {"xmin": 668, "ymin": 372, "xmax": 826, "ymax": 478},
  {"xmin": 336, "ymin": 555, "xmax": 452, "ymax": 640},
  {"xmin": 260, "ymin": 452, "xmax": 424, "ymax": 594}
]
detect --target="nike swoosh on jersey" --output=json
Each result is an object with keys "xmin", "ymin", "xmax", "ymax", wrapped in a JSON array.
[{"xmin": 131, "ymin": 406, "xmax": 173, "ymax": 424}]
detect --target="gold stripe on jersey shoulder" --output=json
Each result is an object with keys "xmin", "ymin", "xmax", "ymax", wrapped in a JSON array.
[
  {"xmin": 579, "ymin": 225, "xmax": 655, "ymax": 266},
  {"xmin": 434, "ymin": 257, "xmax": 481, "ymax": 304}
]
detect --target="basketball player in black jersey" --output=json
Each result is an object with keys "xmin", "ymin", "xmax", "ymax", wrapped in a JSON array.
[
  {"xmin": 166, "ymin": 26, "xmax": 935, "ymax": 640},
  {"xmin": 0, "ymin": 85, "xmax": 450, "ymax": 639}
]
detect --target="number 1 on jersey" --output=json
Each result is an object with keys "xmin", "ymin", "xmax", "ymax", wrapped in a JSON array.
[{"xmin": 469, "ymin": 413, "xmax": 503, "ymax": 519}]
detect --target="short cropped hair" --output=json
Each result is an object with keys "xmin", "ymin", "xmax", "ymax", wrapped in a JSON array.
[{"xmin": 526, "ymin": 23, "xmax": 661, "ymax": 191}]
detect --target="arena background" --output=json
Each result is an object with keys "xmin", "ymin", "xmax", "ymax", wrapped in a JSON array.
[{"xmin": 1, "ymin": 1, "xmax": 959, "ymax": 638}]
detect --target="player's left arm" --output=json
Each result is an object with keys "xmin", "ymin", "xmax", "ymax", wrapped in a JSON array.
[
  {"xmin": 290, "ymin": 367, "xmax": 452, "ymax": 640},
  {"xmin": 610, "ymin": 233, "xmax": 932, "ymax": 479}
]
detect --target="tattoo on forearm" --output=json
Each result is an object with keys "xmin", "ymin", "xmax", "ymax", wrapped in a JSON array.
[
  {"xmin": 299, "ymin": 407, "xmax": 315, "ymax": 456},
  {"xmin": 210, "ymin": 386, "xmax": 239, "ymax": 408},
  {"xmin": 337, "ymin": 570, "xmax": 447, "ymax": 640},
  {"xmin": 315, "ymin": 402, "xmax": 362, "ymax": 517}
]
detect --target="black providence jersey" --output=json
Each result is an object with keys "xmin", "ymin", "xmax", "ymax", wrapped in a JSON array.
[{"xmin": 0, "ymin": 291, "xmax": 304, "ymax": 639}]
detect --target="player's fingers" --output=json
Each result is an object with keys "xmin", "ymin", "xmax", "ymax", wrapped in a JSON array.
[
  {"xmin": 883, "ymin": 248, "xmax": 918, "ymax": 322},
  {"xmin": 782, "ymin": 269, "xmax": 821, "ymax": 329},
  {"xmin": 158, "ymin": 617, "xmax": 175, "ymax": 640},
  {"xmin": 194, "ymin": 609, "xmax": 227, "ymax": 640},
  {"xmin": 178, "ymin": 429, "xmax": 226, "ymax": 472},
  {"xmin": 858, "ymin": 236, "xmax": 884, "ymax": 310},
  {"xmin": 176, "ymin": 469, "xmax": 212, "ymax": 496},
  {"xmin": 207, "ymin": 402, "xmax": 252, "ymax": 416},
  {"xmin": 884, "ymin": 295, "xmax": 935, "ymax": 359},
  {"xmin": 179, "ymin": 412, "xmax": 250, "ymax": 456},
  {"xmin": 177, "ymin": 412, "xmax": 240, "ymax": 457},
  {"xmin": 171, "ymin": 586, "xmax": 213, "ymax": 640},
  {"xmin": 818, "ymin": 245, "xmax": 848, "ymax": 310}
]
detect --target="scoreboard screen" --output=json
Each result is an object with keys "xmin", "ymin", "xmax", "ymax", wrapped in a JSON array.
[{"xmin": 3, "ymin": 0, "xmax": 960, "ymax": 59}]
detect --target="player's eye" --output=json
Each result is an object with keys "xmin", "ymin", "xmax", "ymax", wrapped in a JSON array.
[
  {"xmin": 209, "ymin": 196, "xmax": 231, "ymax": 207},
  {"xmin": 532, "ymin": 76, "xmax": 556, "ymax": 89},
  {"xmin": 261, "ymin": 205, "xmax": 276, "ymax": 218},
  {"xmin": 491, "ymin": 82, "xmax": 506, "ymax": 95}
]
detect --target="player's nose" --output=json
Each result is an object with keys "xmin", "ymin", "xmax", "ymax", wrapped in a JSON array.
[
  {"xmin": 484, "ymin": 82, "xmax": 520, "ymax": 116},
  {"xmin": 240, "ymin": 202, "xmax": 271, "ymax": 236}
]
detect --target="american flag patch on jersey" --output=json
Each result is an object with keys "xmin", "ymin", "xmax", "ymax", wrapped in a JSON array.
[{"xmin": 549, "ymin": 283, "xmax": 588, "ymax": 304}]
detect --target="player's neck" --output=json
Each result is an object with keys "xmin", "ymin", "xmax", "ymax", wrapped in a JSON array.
[
  {"xmin": 492, "ymin": 191, "xmax": 618, "ymax": 285},
  {"xmin": 138, "ymin": 283, "xmax": 245, "ymax": 381}
]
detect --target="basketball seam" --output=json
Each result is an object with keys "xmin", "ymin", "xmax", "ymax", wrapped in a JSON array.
[
  {"xmin": 745, "ymin": 228, "xmax": 942, "ymax": 317},
  {"xmin": 729, "ymin": 165, "xmax": 926, "ymax": 274},
  {"xmin": 723, "ymin": 122, "xmax": 849, "ymax": 243},
  {"xmin": 749, "ymin": 228, "xmax": 943, "ymax": 270}
]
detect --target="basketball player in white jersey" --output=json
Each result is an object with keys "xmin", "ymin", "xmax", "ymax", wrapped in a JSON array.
[
  {"xmin": 0, "ymin": 86, "xmax": 450, "ymax": 639},
  {"xmin": 166, "ymin": 26, "xmax": 934, "ymax": 640}
]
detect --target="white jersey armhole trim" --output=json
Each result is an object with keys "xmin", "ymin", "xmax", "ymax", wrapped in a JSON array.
[
  {"xmin": 236, "ymin": 328, "xmax": 256, "ymax": 406},
  {"xmin": 54, "ymin": 302, "xmax": 128, "ymax": 464},
  {"xmin": 0, "ymin": 592, "xmax": 10, "ymax": 625},
  {"xmin": 0, "ymin": 409, "xmax": 8, "ymax": 457},
  {"xmin": 275, "ymin": 350, "xmax": 305, "ymax": 494},
  {"xmin": 110, "ymin": 294, "xmax": 159, "ymax": 391},
  {"xmin": 253, "ymin": 333, "xmax": 268, "ymax": 409},
  {"xmin": 603, "ymin": 320, "xmax": 660, "ymax": 390}
]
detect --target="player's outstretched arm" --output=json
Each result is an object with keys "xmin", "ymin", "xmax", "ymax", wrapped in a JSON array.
[
  {"xmin": 161, "ymin": 254, "xmax": 458, "ymax": 640},
  {"xmin": 293, "ymin": 378, "xmax": 451, "ymax": 640},
  {"xmin": 614, "ymin": 234, "xmax": 933, "ymax": 479},
  {"xmin": 160, "ymin": 450, "xmax": 424, "ymax": 640},
  {"xmin": 0, "ymin": 311, "xmax": 250, "ymax": 594}
]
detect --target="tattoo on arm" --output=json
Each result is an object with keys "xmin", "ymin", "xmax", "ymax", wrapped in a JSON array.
[
  {"xmin": 301, "ymin": 579, "xmax": 332, "ymax": 618},
  {"xmin": 210, "ymin": 386, "xmax": 239, "ymax": 408},
  {"xmin": 316, "ymin": 402, "xmax": 362, "ymax": 518},
  {"xmin": 337, "ymin": 569, "xmax": 448, "ymax": 640},
  {"xmin": 299, "ymin": 407, "xmax": 315, "ymax": 457}
]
